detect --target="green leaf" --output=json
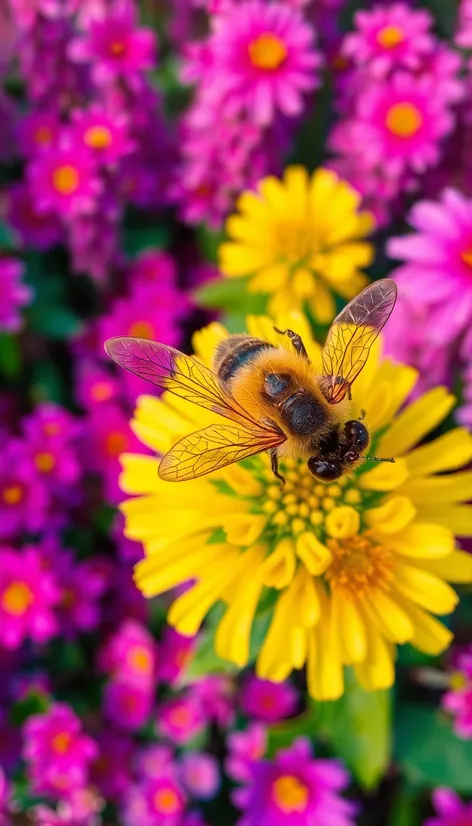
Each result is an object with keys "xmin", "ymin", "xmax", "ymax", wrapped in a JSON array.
[
  {"xmin": 395, "ymin": 703, "xmax": 472, "ymax": 792},
  {"xmin": 178, "ymin": 605, "xmax": 237, "ymax": 685},
  {"xmin": 267, "ymin": 711, "xmax": 319, "ymax": 756},
  {"xmin": 0, "ymin": 221, "xmax": 15, "ymax": 248},
  {"xmin": 30, "ymin": 360, "xmax": 65, "ymax": 404},
  {"xmin": 27, "ymin": 304, "xmax": 82, "ymax": 339},
  {"xmin": 315, "ymin": 669, "xmax": 392, "ymax": 789},
  {"xmin": 123, "ymin": 223, "xmax": 169, "ymax": 257},
  {"xmin": 195, "ymin": 276, "xmax": 267, "ymax": 313},
  {"xmin": 196, "ymin": 224, "xmax": 226, "ymax": 264},
  {"xmin": 0, "ymin": 333, "xmax": 21, "ymax": 378}
]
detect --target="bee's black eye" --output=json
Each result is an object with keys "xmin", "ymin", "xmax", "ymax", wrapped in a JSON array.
[
  {"xmin": 264, "ymin": 373, "xmax": 291, "ymax": 398},
  {"xmin": 344, "ymin": 420, "xmax": 369, "ymax": 451},
  {"xmin": 307, "ymin": 458, "xmax": 342, "ymax": 481}
]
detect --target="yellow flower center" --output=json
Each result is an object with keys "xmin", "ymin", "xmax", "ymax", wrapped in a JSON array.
[
  {"xmin": 35, "ymin": 451, "xmax": 55, "ymax": 473},
  {"xmin": 275, "ymin": 220, "xmax": 313, "ymax": 267},
  {"xmin": 2, "ymin": 484, "xmax": 23, "ymax": 505},
  {"xmin": 35, "ymin": 126, "xmax": 52, "ymax": 145},
  {"xmin": 1, "ymin": 582, "xmax": 33, "ymax": 616},
  {"xmin": 51, "ymin": 732, "xmax": 72, "ymax": 755},
  {"xmin": 461, "ymin": 249, "xmax": 472, "ymax": 268},
  {"xmin": 248, "ymin": 33, "xmax": 288, "ymax": 70},
  {"xmin": 105, "ymin": 431, "xmax": 127, "ymax": 457},
  {"xmin": 127, "ymin": 645, "xmax": 153, "ymax": 675},
  {"xmin": 376, "ymin": 25, "xmax": 405, "ymax": 48},
  {"xmin": 450, "ymin": 670, "xmax": 468, "ymax": 691},
  {"xmin": 272, "ymin": 775, "xmax": 309, "ymax": 814},
  {"xmin": 128, "ymin": 320, "xmax": 155, "ymax": 339},
  {"xmin": 385, "ymin": 102, "xmax": 423, "ymax": 138},
  {"xmin": 83, "ymin": 125, "xmax": 113, "ymax": 150},
  {"xmin": 52, "ymin": 165, "xmax": 80, "ymax": 195},
  {"xmin": 325, "ymin": 532, "xmax": 393, "ymax": 596},
  {"xmin": 110, "ymin": 41, "xmax": 126, "ymax": 56},
  {"xmin": 91, "ymin": 381, "xmax": 114, "ymax": 402},
  {"xmin": 153, "ymin": 789, "xmax": 180, "ymax": 815}
]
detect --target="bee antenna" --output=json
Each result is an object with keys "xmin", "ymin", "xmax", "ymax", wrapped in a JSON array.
[{"xmin": 362, "ymin": 456, "xmax": 395, "ymax": 463}]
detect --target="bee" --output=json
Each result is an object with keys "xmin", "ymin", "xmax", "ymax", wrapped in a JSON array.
[{"xmin": 105, "ymin": 279, "xmax": 397, "ymax": 484}]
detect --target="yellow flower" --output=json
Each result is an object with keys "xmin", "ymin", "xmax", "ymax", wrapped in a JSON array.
[
  {"xmin": 219, "ymin": 166, "xmax": 375, "ymax": 322},
  {"xmin": 119, "ymin": 313, "xmax": 472, "ymax": 701}
]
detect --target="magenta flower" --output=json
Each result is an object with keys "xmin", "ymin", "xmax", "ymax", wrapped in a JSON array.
[
  {"xmin": 102, "ymin": 679, "xmax": 154, "ymax": 732},
  {"xmin": 456, "ymin": 0, "xmax": 472, "ymax": 48},
  {"xmin": 28, "ymin": 141, "xmax": 101, "ymax": 217},
  {"xmin": 71, "ymin": 105, "xmax": 133, "ymax": 166},
  {"xmin": 240, "ymin": 677, "xmax": 299, "ymax": 724},
  {"xmin": 158, "ymin": 627, "xmax": 196, "ymax": 685},
  {"xmin": 356, "ymin": 72, "xmax": 455, "ymax": 177},
  {"xmin": 69, "ymin": 0, "xmax": 156, "ymax": 85},
  {"xmin": 210, "ymin": 1, "xmax": 321, "ymax": 125},
  {"xmin": 343, "ymin": 3, "xmax": 435, "ymax": 78},
  {"xmin": 6, "ymin": 182, "xmax": 63, "ymax": 250},
  {"xmin": 22, "ymin": 403, "xmax": 82, "ymax": 493},
  {"xmin": 191, "ymin": 675, "xmax": 236, "ymax": 728},
  {"xmin": 157, "ymin": 695, "xmax": 206, "ymax": 745},
  {"xmin": 0, "ymin": 257, "xmax": 33, "ymax": 332},
  {"xmin": 234, "ymin": 738, "xmax": 356, "ymax": 826},
  {"xmin": 91, "ymin": 731, "xmax": 134, "ymax": 803},
  {"xmin": 442, "ymin": 646, "xmax": 472, "ymax": 738},
  {"xmin": 425, "ymin": 788, "xmax": 472, "ymax": 826},
  {"xmin": 23, "ymin": 702, "xmax": 97, "ymax": 798},
  {"xmin": 226, "ymin": 724, "xmax": 267, "ymax": 783},
  {"xmin": 180, "ymin": 752, "xmax": 220, "ymax": 800},
  {"xmin": 0, "ymin": 546, "xmax": 59, "ymax": 649},
  {"xmin": 75, "ymin": 361, "xmax": 120, "ymax": 411},
  {"xmin": 0, "ymin": 769, "xmax": 12, "ymax": 825},
  {"xmin": 123, "ymin": 773, "xmax": 186, "ymax": 826},
  {"xmin": 136, "ymin": 744, "xmax": 174, "ymax": 780},
  {"xmin": 99, "ymin": 619, "xmax": 157, "ymax": 689},
  {"xmin": 17, "ymin": 109, "xmax": 61, "ymax": 156},
  {"xmin": 0, "ymin": 439, "xmax": 49, "ymax": 539},
  {"xmin": 48, "ymin": 546, "xmax": 107, "ymax": 638},
  {"xmin": 388, "ymin": 189, "xmax": 472, "ymax": 344}
]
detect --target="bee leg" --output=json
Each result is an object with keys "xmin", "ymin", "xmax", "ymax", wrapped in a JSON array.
[
  {"xmin": 273, "ymin": 327, "xmax": 309, "ymax": 361},
  {"xmin": 270, "ymin": 449, "xmax": 285, "ymax": 486},
  {"xmin": 358, "ymin": 408, "xmax": 366, "ymax": 420}
]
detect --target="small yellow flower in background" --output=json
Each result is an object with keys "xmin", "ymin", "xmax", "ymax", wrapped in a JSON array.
[
  {"xmin": 119, "ymin": 314, "xmax": 472, "ymax": 701},
  {"xmin": 219, "ymin": 167, "xmax": 375, "ymax": 322}
]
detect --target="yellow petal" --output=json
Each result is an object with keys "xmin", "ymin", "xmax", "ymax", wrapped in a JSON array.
[
  {"xmin": 308, "ymin": 282, "xmax": 336, "ymax": 323},
  {"xmin": 224, "ymin": 514, "xmax": 268, "ymax": 546},
  {"xmin": 261, "ymin": 538, "xmax": 296, "ymax": 589},
  {"xmin": 365, "ymin": 497, "xmax": 417, "ymax": 534},
  {"xmin": 283, "ymin": 165, "xmax": 309, "ymax": 219},
  {"xmin": 358, "ymin": 458, "xmax": 408, "ymax": 491},
  {"xmin": 119, "ymin": 454, "xmax": 161, "ymax": 495},
  {"xmin": 406, "ymin": 428, "xmax": 472, "ymax": 477},
  {"xmin": 354, "ymin": 624, "xmax": 395, "ymax": 692},
  {"xmin": 393, "ymin": 560, "xmax": 459, "ymax": 615},
  {"xmin": 191, "ymin": 322, "xmax": 228, "ymax": 366},
  {"xmin": 368, "ymin": 588, "xmax": 414, "ymax": 643},
  {"xmin": 296, "ymin": 532, "xmax": 332, "ymax": 574},
  {"xmin": 332, "ymin": 590, "xmax": 367, "ymax": 664},
  {"xmin": 325, "ymin": 506, "xmax": 360, "ymax": 539},
  {"xmin": 393, "ymin": 595, "xmax": 453, "ymax": 655},
  {"xmin": 378, "ymin": 387, "xmax": 455, "ymax": 458},
  {"xmin": 307, "ymin": 589, "xmax": 344, "ymax": 701},
  {"xmin": 415, "ymin": 549, "xmax": 472, "ymax": 584},
  {"xmin": 258, "ymin": 175, "xmax": 288, "ymax": 211},
  {"xmin": 291, "ymin": 268, "xmax": 316, "ymax": 299},
  {"xmin": 221, "ymin": 464, "xmax": 264, "ymax": 497},
  {"xmin": 386, "ymin": 523, "xmax": 454, "ymax": 559},
  {"xmin": 401, "ymin": 472, "xmax": 472, "ymax": 506},
  {"xmin": 364, "ymin": 360, "xmax": 418, "ymax": 433},
  {"xmin": 248, "ymin": 263, "xmax": 289, "ymax": 292},
  {"xmin": 414, "ymin": 504, "xmax": 472, "ymax": 537},
  {"xmin": 257, "ymin": 577, "xmax": 302, "ymax": 682},
  {"xmin": 215, "ymin": 547, "xmax": 265, "ymax": 667},
  {"xmin": 137, "ymin": 541, "xmax": 235, "ymax": 602}
]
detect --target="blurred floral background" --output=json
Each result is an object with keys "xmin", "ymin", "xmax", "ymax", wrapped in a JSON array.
[{"xmin": 2, "ymin": 0, "xmax": 472, "ymax": 824}]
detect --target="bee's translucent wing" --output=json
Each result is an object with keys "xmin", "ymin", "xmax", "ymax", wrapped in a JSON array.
[
  {"xmin": 159, "ymin": 422, "xmax": 286, "ymax": 481},
  {"xmin": 320, "ymin": 280, "xmax": 397, "ymax": 404},
  {"xmin": 105, "ymin": 337, "xmax": 263, "ymax": 429}
]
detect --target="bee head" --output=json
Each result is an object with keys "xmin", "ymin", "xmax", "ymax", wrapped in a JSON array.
[{"xmin": 307, "ymin": 457, "xmax": 342, "ymax": 481}]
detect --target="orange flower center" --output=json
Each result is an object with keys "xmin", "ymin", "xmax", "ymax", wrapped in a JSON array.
[
  {"xmin": 272, "ymin": 775, "xmax": 309, "ymax": 814},
  {"xmin": 325, "ymin": 532, "xmax": 393, "ymax": 597},
  {"xmin": 169, "ymin": 705, "xmax": 193, "ymax": 728},
  {"xmin": 90, "ymin": 381, "xmax": 114, "ymax": 402},
  {"xmin": 84, "ymin": 125, "xmax": 113, "ymax": 150},
  {"xmin": 52, "ymin": 165, "xmax": 80, "ymax": 195},
  {"xmin": 248, "ymin": 33, "xmax": 288, "ymax": 70},
  {"xmin": 105, "ymin": 431, "xmax": 127, "ymax": 457},
  {"xmin": 2, "ymin": 484, "xmax": 23, "ymax": 505},
  {"xmin": 461, "ymin": 249, "xmax": 472, "ymax": 268},
  {"xmin": 153, "ymin": 788, "xmax": 180, "ymax": 815},
  {"xmin": 376, "ymin": 25, "xmax": 405, "ymax": 48},
  {"xmin": 35, "ymin": 126, "xmax": 53, "ymax": 145},
  {"xmin": 110, "ymin": 41, "xmax": 126, "ymax": 56},
  {"xmin": 51, "ymin": 732, "xmax": 72, "ymax": 755},
  {"xmin": 127, "ymin": 645, "xmax": 153, "ymax": 674},
  {"xmin": 44, "ymin": 422, "xmax": 61, "ymax": 436},
  {"xmin": 1, "ymin": 581, "xmax": 33, "ymax": 616},
  {"xmin": 128, "ymin": 320, "xmax": 155, "ymax": 339},
  {"xmin": 385, "ymin": 102, "xmax": 423, "ymax": 138},
  {"xmin": 35, "ymin": 451, "xmax": 55, "ymax": 473}
]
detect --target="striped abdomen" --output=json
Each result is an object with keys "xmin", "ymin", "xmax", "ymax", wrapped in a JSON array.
[{"xmin": 214, "ymin": 336, "xmax": 274, "ymax": 384}]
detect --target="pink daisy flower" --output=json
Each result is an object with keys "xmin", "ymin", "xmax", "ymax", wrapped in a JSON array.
[
  {"xmin": 387, "ymin": 189, "xmax": 472, "ymax": 344},
  {"xmin": 240, "ymin": 676, "xmax": 299, "ymax": 724},
  {"xmin": 343, "ymin": 3, "xmax": 435, "ymax": 78},
  {"xmin": 425, "ymin": 788, "xmax": 472, "ymax": 826},
  {"xmin": 226, "ymin": 724, "xmax": 267, "ymax": 783},
  {"xmin": 157, "ymin": 695, "xmax": 206, "ymax": 745},
  {"xmin": 17, "ymin": 110, "xmax": 62, "ymax": 156},
  {"xmin": 210, "ymin": 1, "xmax": 322, "ymax": 125},
  {"xmin": 7, "ymin": 182, "xmax": 63, "ymax": 250},
  {"xmin": 69, "ymin": 0, "xmax": 156, "ymax": 86},
  {"xmin": 0, "ymin": 258, "xmax": 33, "ymax": 332},
  {"xmin": 0, "ymin": 546, "xmax": 59, "ymax": 649},
  {"xmin": 75, "ymin": 360, "xmax": 120, "ymax": 411},
  {"xmin": 158, "ymin": 627, "xmax": 196, "ymax": 685},
  {"xmin": 99, "ymin": 619, "xmax": 157, "ymax": 690},
  {"xmin": 103, "ymin": 678, "xmax": 154, "ymax": 732},
  {"xmin": 123, "ymin": 772, "xmax": 186, "ymax": 826},
  {"xmin": 456, "ymin": 0, "xmax": 472, "ymax": 49},
  {"xmin": 0, "ymin": 439, "xmax": 49, "ymax": 539},
  {"xmin": 71, "ymin": 105, "xmax": 134, "ymax": 166},
  {"xmin": 28, "ymin": 141, "xmax": 101, "ymax": 217},
  {"xmin": 180, "ymin": 752, "xmax": 220, "ymax": 800},
  {"xmin": 442, "ymin": 646, "xmax": 472, "ymax": 739},
  {"xmin": 356, "ymin": 72, "xmax": 455, "ymax": 176}
]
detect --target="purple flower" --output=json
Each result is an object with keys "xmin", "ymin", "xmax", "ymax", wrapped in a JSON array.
[
  {"xmin": 6, "ymin": 182, "xmax": 63, "ymax": 250},
  {"xmin": 0, "ymin": 769, "xmax": 12, "ymax": 825},
  {"xmin": 442, "ymin": 646, "xmax": 472, "ymax": 738},
  {"xmin": 0, "ymin": 258, "xmax": 33, "ymax": 332},
  {"xmin": 424, "ymin": 788, "xmax": 472, "ymax": 826},
  {"xmin": 28, "ymin": 141, "xmax": 101, "ymax": 217},
  {"xmin": 0, "ymin": 546, "xmax": 59, "ymax": 649},
  {"xmin": 71, "ymin": 104, "xmax": 134, "ymax": 166},
  {"xmin": 158, "ymin": 627, "xmax": 196, "ymax": 685},
  {"xmin": 75, "ymin": 360, "xmax": 120, "ymax": 411},
  {"xmin": 102, "ymin": 679, "xmax": 154, "ymax": 732},
  {"xmin": 123, "ymin": 772, "xmax": 186, "ymax": 826},
  {"xmin": 99, "ymin": 619, "xmax": 157, "ymax": 689},
  {"xmin": 191, "ymin": 675, "xmax": 236, "ymax": 728},
  {"xmin": 69, "ymin": 0, "xmax": 156, "ymax": 85},
  {"xmin": 240, "ymin": 676, "xmax": 299, "ymax": 723},
  {"xmin": 23, "ymin": 702, "xmax": 97, "ymax": 798},
  {"xmin": 157, "ymin": 695, "xmax": 206, "ymax": 745},
  {"xmin": 44, "ymin": 543, "xmax": 107, "ymax": 638},
  {"xmin": 22, "ymin": 402, "xmax": 82, "ymax": 495},
  {"xmin": 91, "ymin": 731, "xmax": 134, "ymax": 803},
  {"xmin": 17, "ymin": 109, "xmax": 62, "ymax": 156},
  {"xmin": 226, "ymin": 724, "xmax": 267, "ymax": 783},
  {"xmin": 233, "ymin": 738, "xmax": 356, "ymax": 826},
  {"xmin": 0, "ymin": 440, "xmax": 46, "ymax": 540},
  {"xmin": 180, "ymin": 752, "xmax": 220, "ymax": 800}
]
